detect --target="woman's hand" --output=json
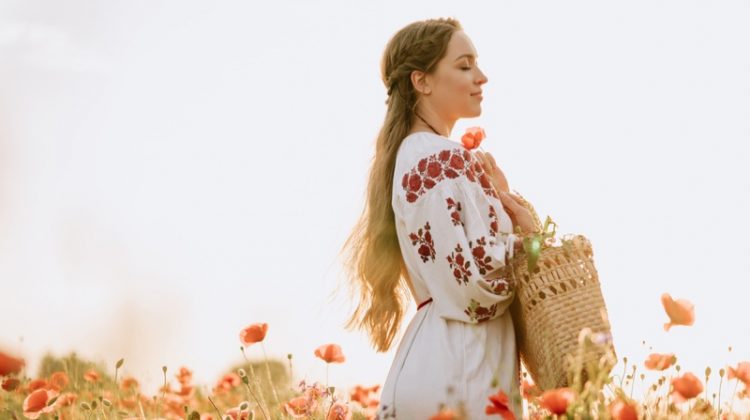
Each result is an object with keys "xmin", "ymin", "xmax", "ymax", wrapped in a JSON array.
[{"xmin": 475, "ymin": 151, "xmax": 540, "ymax": 236}]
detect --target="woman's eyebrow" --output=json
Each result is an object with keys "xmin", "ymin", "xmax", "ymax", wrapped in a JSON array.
[{"xmin": 454, "ymin": 53, "xmax": 477, "ymax": 62}]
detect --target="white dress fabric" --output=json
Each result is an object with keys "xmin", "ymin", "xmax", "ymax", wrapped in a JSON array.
[{"xmin": 375, "ymin": 131, "xmax": 523, "ymax": 420}]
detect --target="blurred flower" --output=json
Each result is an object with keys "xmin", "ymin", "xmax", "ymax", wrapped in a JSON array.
[
  {"xmin": 644, "ymin": 353, "xmax": 677, "ymax": 371},
  {"xmin": 303, "ymin": 381, "xmax": 328, "ymax": 399},
  {"xmin": 27, "ymin": 379, "xmax": 48, "ymax": 392},
  {"xmin": 240, "ymin": 323, "xmax": 269, "ymax": 346},
  {"xmin": 2, "ymin": 377, "xmax": 20, "ymax": 391},
  {"xmin": 661, "ymin": 293, "xmax": 695, "ymax": 331},
  {"xmin": 539, "ymin": 387, "xmax": 575, "ymax": 416},
  {"xmin": 671, "ymin": 372, "xmax": 703, "ymax": 403},
  {"xmin": 429, "ymin": 408, "xmax": 459, "ymax": 420},
  {"xmin": 327, "ymin": 401, "xmax": 353, "ymax": 420},
  {"xmin": 56, "ymin": 392, "xmax": 77, "ymax": 407},
  {"xmin": 521, "ymin": 379, "xmax": 541, "ymax": 400},
  {"xmin": 83, "ymin": 369, "xmax": 100, "ymax": 383},
  {"xmin": 0, "ymin": 351, "xmax": 25, "ymax": 376},
  {"xmin": 176, "ymin": 366, "xmax": 192, "ymax": 385},
  {"xmin": 461, "ymin": 126, "xmax": 486, "ymax": 150},
  {"xmin": 282, "ymin": 396, "xmax": 317, "ymax": 418},
  {"xmin": 728, "ymin": 362, "xmax": 750, "ymax": 385},
  {"xmin": 49, "ymin": 371, "xmax": 69, "ymax": 391},
  {"xmin": 608, "ymin": 398, "xmax": 638, "ymax": 420},
  {"xmin": 350, "ymin": 384, "xmax": 381, "ymax": 413},
  {"xmin": 23, "ymin": 388, "xmax": 58, "ymax": 419},
  {"xmin": 121, "ymin": 376, "xmax": 139, "ymax": 391},
  {"xmin": 225, "ymin": 403, "xmax": 253, "ymax": 420},
  {"xmin": 215, "ymin": 372, "xmax": 241, "ymax": 393},
  {"xmin": 314, "ymin": 343, "xmax": 345, "ymax": 364},
  {"xmin": 485, "ymin": 389, "xmax": 516, "ymax": 419}
]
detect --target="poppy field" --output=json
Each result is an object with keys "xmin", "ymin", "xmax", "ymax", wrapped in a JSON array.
[{"xmin": 1, "ymin": 292, "xmax": 749, "ymax": 419}]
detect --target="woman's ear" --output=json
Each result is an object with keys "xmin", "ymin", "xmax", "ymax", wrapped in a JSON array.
[{"xmin": 410, "ymin": 70, "xmax": 431, "ymax": 95}]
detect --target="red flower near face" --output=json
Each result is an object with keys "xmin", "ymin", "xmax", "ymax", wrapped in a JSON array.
[
  {"xmin": 240, "ymin": 323, "xmax": 268, "ymax": 346},
  {"xmin": 462, "ymin": 127, "xmax": 486, "ymax": 150},
  {"xmin": 484, "ymin": 389, "xmax": 516, "ymax": 419},
  {"xmin": 314, "ymin": 343, "xmax": 346, "ymax": 364}
]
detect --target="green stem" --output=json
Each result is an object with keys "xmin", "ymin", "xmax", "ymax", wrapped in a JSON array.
[{"xmin": 261, "ymin": 342, "xmax": 281, "ymax": 406}]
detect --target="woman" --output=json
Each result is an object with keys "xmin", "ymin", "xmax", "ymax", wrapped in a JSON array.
[{"xmin": 340, "ymin": 17, "xmax": 541, "ymax": 419}]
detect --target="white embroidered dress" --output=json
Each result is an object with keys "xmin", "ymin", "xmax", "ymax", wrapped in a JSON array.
[{"xmin": 375, "ymin": 131, "xmax": 523, "ymax": 419}]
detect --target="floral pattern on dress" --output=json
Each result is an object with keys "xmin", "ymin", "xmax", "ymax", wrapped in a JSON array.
[
  {"xmin": 407, "ymin": 221, "xmax": 436, "ymax": 263},
  {"xmin": 468, "ymin": 236, "xmax": 495, "ymax": 276},
  {"xmin": 446, "ymin": 197, "xmax": 463, "ymax": 227},
  {"xmin": 401, "ymin": 148, "xmax": 497, "ymax": 203},
  {"xmin": 488, "ymin": 205, "xmax": 499, "ymax": 238},
  {"xmin": 464, "ymin": 298, "xmax": 499, "ymax": 323},
  {"xmin": 446, "ymin": 243, "xmax": 471, "ymax": 286}
]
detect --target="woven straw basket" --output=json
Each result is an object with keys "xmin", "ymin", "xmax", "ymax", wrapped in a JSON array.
[{"xmin": 506, "ymin": 191, "xmax": 616, "ymax": 391}]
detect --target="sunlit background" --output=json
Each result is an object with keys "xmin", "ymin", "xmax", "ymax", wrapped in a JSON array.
[{"xmin": 1, "ymin": 0, "xmax": 749, "ymax": 402}]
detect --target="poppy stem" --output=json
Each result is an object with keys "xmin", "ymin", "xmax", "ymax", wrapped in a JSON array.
[
  {"xmin": 207, "ymin": 396, "xmax": 224, "ymax": 420},
  {"xmin": 729, "ymin": 379, "xmax": 739, "ymax": 415},
  {"xmin": 260, "ymin": 342, "xmax": 281, "ymax": 406},
  {"xmin": 241, "ymin": 347, "xmax": 270, "ymax": 420}
]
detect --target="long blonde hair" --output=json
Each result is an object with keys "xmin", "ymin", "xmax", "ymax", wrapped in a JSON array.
[{"xmin": 339, "ymin": 17, "xmax": 463, "ymax": 352}]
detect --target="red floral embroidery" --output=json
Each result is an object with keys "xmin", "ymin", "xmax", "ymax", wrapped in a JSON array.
[
  {"xmin": 446, "ymin": 197, "xmax": 463, "ymax": 227},
  {"xmin": 488, "ymin": 205, "xmax": 499, "ymax": 237},
  {"xmin": 469, "ymin": 236, "xmax": 495, "ymax": 276},
  {"xmin": 401, "ymin": 148, "xmax": 497, "ymax": 203},
  {"xmin": 487, "ymin": 277, "xmax": 514, "ymax": 296},
  {"xmin": 446, "ymin": 243, "xmax": 471, "ymax": 285},
  {"xmin": 408, "ymin": 221, "xmax": 436, "ymax": 263},
  {"xmin": 464, "ymin": 298, "xmax": 498, "ymax": 323}
]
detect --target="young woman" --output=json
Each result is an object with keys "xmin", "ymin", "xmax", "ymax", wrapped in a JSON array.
[{"xmin": 340, "ymin": 17, "xmax": 541, "ymax": 419}]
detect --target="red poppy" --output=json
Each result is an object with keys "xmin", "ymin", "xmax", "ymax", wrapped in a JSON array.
[
  {"xmin": 0, "ymin": 351, "xmax": 25, "ymax": 376},
  {"xmin": 49, "ymin": 371, "xmax": 69, "ymax": 391},
  {"xmin": 314, "ymin": 343, "xmax": 346, "ymax": 364},
  {"xmin": 429, "ymin": 408, "xmax": 458, "ymax": 420},
  {"xmin": 462, "ymin": 126, "xmax": 486, "ymax": 150},
  {"xmin": 327, "ymin": 401, "xmax": 353, "ymax": 420},
  {"xmin": 83, "ymin": 369, "xmax": 100, "ymax": 383},
  {"xmin": 485, "ymin": 389, "xmax": 516, "ymax": 419},
  {"xmin": 1, "ymin": 377, "xmax": 20, "ymax": 391},
  {"xmin": 281, "ymin": 396, "xmax": 317, "ymax": 418},
  {"xmin": 644, "ymin": 353, "xmax": 677, "ymax": 371},
  {"xmin": 661, "ymin": 293, "xmax": 695, "ymax": 331},
  {"xmin": 23, "ymin": 388, "xmax": 58, "ymax": 419},
  {"xmin": 239, "ymin": 323, "xmax": 269, "ymax": 346},
  {"xmin": 539, "ymin": 387, "xmax": 575, "ymax": 415},
  {"xmin": 728, "ymin": 362, "xmax": 750, "ymax": 385},
  {"xmin": 671, "ymin": 372, "xmax": 703, "ymax": 402},
  {"xmin": 608, "ymin": 398, "xmax": 638, "ymax": 420}
]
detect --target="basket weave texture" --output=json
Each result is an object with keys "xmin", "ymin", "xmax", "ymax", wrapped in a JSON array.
[{"xmin": 507, "ymin": 192, "xmax": 616, "ymax": 391}]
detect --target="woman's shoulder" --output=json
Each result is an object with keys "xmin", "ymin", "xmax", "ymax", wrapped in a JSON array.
[{"xmin": 394, "ymin": 132, "xmax": 486, "ymax": 205}]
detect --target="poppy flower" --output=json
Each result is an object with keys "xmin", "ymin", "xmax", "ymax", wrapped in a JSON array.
[
  {"xmin": 539, "ymin": 387, "xmax": 575, "ymax": 416},
  {"xmin": 671, "ymin": 372, "xmax": 703, "ymax": 402},
  {"xmin": 27, "ymin": 379, "xmax": 48, "ymax": 392},
  {"xmin": 429, "ymin": 408, "xmax": 459, "ymax": 420},
  {"xmin": 484, "ymin": 389, "xmax": 516, "ymax": 419},
  {"xmin": 461, "ymin": 126, "xmax": 486, "ymax": 150},
  {"xmin": 661, "ymin": 293, "xmax": 695, "ymax": 331},
  {"xmin": 644, "ymin": 353, "xmax": 677, "ymax": 371},
  {"xmin": 608, "ymin": 398, "xmax": 638, "ymax": 420},
  {"xmin": 314, "ymin": 343, "xmax": 346, "ymax": 364},
  {"xmin": 728, "ymin": 362, "xmax": 750, "ymax": 385},
  {"xmin": 239, "ymin": 323, "xmax": 268, "ymax": 346},
  {"xmin": 49, "ymin": 371, "xmax": 69, "ymax": 391},
  {"xmin": 281, "ymin": 396, "xmax": 317, "ymax": 418},
  {"xmin": 0, "ymin": 351, "xmax": 25, "ymax": 376},
  {"xmin": 83, "ymin": 369, "xmax": 100, "ymax": 383},
  {"xmin": 327, "ymin": 401, "xmax": 353, "ymax": 420},
  {"xmin": 521, "ymin": 379, "xmax": 541, "ymax": 400},
  {"xmin": 1, "ymin": 377, "xmax": 20, "ymax": 391},
  {"xmin": 23, "ymin": 388, "xmax": 58, "ymax": 419}
]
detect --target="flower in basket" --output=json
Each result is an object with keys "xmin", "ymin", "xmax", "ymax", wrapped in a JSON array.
[{"xmin": 461, "ymin": 126, "xmax": 486, "ymax": 150}]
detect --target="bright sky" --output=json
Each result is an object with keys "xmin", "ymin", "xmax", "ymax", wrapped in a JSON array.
[{"xmin": 1, "ymin": 0, "xmax": 749, "ymax": 407}]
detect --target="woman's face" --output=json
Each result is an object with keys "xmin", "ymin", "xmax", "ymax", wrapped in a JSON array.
[{"xmin": 416, "ymin": 30, "xmax": 488, "ymax": 122}]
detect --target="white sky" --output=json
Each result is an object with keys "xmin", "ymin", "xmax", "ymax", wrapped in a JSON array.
[{"xmin": 1, "ymin": 0, "xmax": 749, "ymax": 406}]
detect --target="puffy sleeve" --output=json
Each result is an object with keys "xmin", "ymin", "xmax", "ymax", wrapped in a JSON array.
[{"xmin": 398, "ymin": 151, "xmax": 520, "ymax": 324}]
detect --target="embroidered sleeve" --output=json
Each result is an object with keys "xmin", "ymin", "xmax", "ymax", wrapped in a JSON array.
[{"xmin": 399, "ymin": 148, "xmax": 519, "ymax": 324}]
